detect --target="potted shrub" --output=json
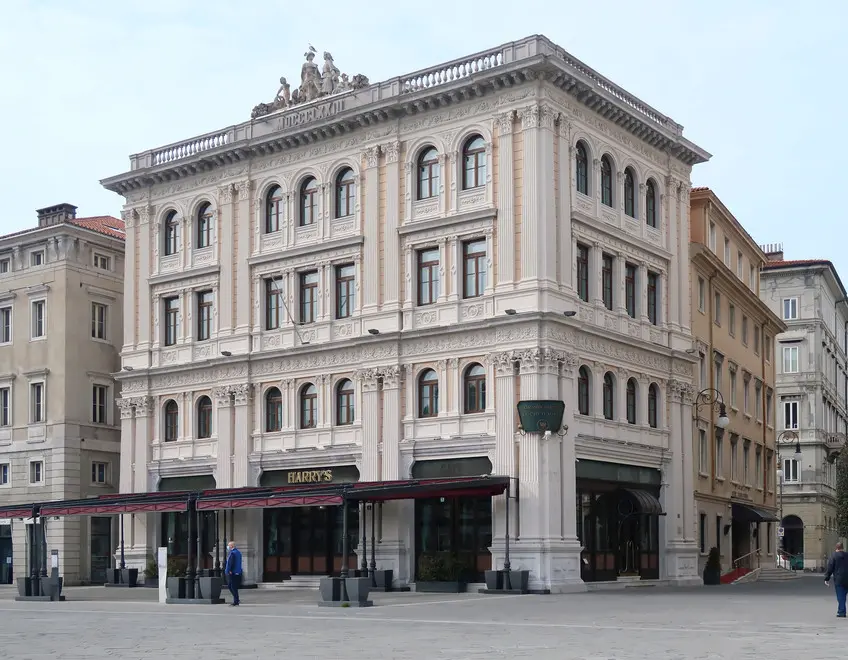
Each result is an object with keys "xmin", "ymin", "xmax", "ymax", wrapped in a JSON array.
[
  {"xmin": 166, "ymin": 556, "xmax": 187, "ymax": 599},
  {"xmin": 415, "ymin": 553, "xmax": 468, "ymax": 593},
  {"xmin": 703, "ymin": 547, "xmax": 721, "ymax": 586},
  {"xmin": 144, "ymin": 555, "xmax": 159, "ymax": 588}
]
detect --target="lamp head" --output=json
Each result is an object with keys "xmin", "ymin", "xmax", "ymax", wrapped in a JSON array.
[
  {"xmin": 220, "ymin": 350, "xmax": 232, "ymax": 357},
  {"xmin": 368, "ymin": 329, "xmax": 380, "ymax": 335},
  {"xmin": 563, "ymin": 311, "xmax": 577, "ymax": 317},
  {"xmin": 504, "ymin": 309, "xmax": 517, "ymax": 316},
  {"xmin": 793, "ymin": 441, "xmax": 803, "ymax": 462},
  {"xmin": 716, "ymin": 403, "xmax": 730, "ymax": 429}
]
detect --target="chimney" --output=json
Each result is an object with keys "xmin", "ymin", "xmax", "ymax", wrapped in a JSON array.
[
  {"xmin": 36, "ymin": 203, "xmax": 77, "ymax": 228},
  {"xmin": 760, "ymin": 242, "xmax": 784, "ymax": 262}
]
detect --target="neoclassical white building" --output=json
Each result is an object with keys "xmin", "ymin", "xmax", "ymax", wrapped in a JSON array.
[{"xmin": 103, "ymin": 35, "xmax": 709, "ymax": 591}]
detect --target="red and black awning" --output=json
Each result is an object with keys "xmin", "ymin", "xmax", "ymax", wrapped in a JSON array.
[
  {"xmin": 0, "ymin": 504, "xmax": 37, "ymax": 519},
  {"xmin": 40, "ymin": 492, "xmax": 191, "ymax": 517}
]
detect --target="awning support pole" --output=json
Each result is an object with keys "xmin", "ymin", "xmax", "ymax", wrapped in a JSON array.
[
  {"xmin": 369, "ymin": 502, "xmax": 377, "ymax": 577},
  {"xmin": 40, "ymin": 516, "xmax": 48, "ymax": 579},
  {"xmin": 504, "ymin": 481, "xmax": 512, "ymax": 590},
  {"xmin": 29, "ymin": 505, "xmax": 39, "ymax": 594},
  {"xmin": 340, "ymin": 492, "xmax": 349, "ymax": 602},
  {"xmin": 214, "ymin": 510, "xmax": 221, "ymax": 577},
  {"xmin": 186, "ymin": 499, "xmax": 196, "ymax": 599},
  {"xmin": 119, "ymin": 514, "xmax": 126, "ymax": 570},
  {"xmin": 360, "ymin": 501, "xmax": 368, "ymax": 575},
  {"xmin": 195, "ymin": 505, "xmax": 202, "ymax": 593}
]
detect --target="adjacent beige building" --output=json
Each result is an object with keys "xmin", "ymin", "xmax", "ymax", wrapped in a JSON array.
[
  {"xmin": 689, "ymin": 188, "xmax": 785, "ymax": 575},
  {"xmin": 0, "ymin": 204, "xmax": 125, "ymax": 585}
]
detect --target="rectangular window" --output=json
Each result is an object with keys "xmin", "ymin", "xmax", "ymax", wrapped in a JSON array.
[
  {"xmin": 92, "ymin": 462, "xmax": 108, "ymax": 485},
  {"xmin": 623, "ymin": 263, "xmax": 635, "ymax": 318},
  {"xmin": 92, "ymin": 385, "xmax": 107, "ymax": 424},
  {"xmin": 743, "ymin": 377, "xmax": 750, "ymax": 415},
  {"xmin": 699, "ymin": 513, "xmax": 707, "ymax": 554},
  {"xmin": 601, "ymin": 254, "xmax": 613, "ymax": 310},
  {"xmin": 462, "ymin": 239, "xmax": 487, "ymax": 299},
  {"xmin": 755, "ymin": 448, "xmax": 762, "ymax": 486},
  {"xmin": 0, "ymin": 258, "xmax": 9, "ymax": 273},
  {"xmin": 335, "ymin": 264, "xmax": 356, "ymax": 319},
  {"xmin": 299, "ymin": 271, "xmax": 319, "ymax": 323},
  {"xmin": 31, "ymin": 382, "xmax": 44, "ymax": 423},
  {"xmin": 782, "ymin": 298, "xmax": 798, "ymax": 320},
  {"xmin": 782, "ymin": 458, "xmax": 799, "ymax": 483},
  {"xmin": 30, "ymin": 251, "xmax": 44, "ymax": 267},
  {"xmin": 0, "ymin": 306, "xmax": 10, "ymax": 343},
  {"xmin": 728, "ymin": 304, "xmax": 735, "ymax": 336},
  {"xmin": 724, "ymin": 237, "xmax": 731, "ymax": 265},
  {"xmin": 765, "ymin": 335, "xmax": 771, "ymax": 362},
  {"xmin": 576, "ymin": 244, "xmax": 589, "ymax": 302},
  {"xmin": 737, "ymin": 251, "xmax": 743, "ymax": 279},
  {"xmin": 783, "ymin": 399, "xmax": 799, "ymax": 429},
  {"xmin": 697, "ymin": 277, "xmax": 705, "ymax": 313},
  {"xmin": 715, "ymin": 434, "xmax": 724, "ymax": 478},
  {"xmin": 741, "ymin": 316, "xmax": 748, "ymax": 345},
  {"xmin": 699, "ymin": 353, "xmax": 707, "ymax": 389},
  {"xmin": 0, "ymin": 387, "xmax": 9, "ymax": 426},
  {"xmin": 766, "ymin": 522, "xmax": 772, "ymax": 554},
  {"xmin": 729, "ymin": 369, "xmax": 737, "ymax": 408},
  {"xmin": 31, "ymin": 300, "xmax": 45, "ymax": 339},
  {"xmin": 647, "ymin": 271, "xmax": 659, "ymax": 325},
  {"xmin": 164, "ymin": 297, "xmax": 179, "ymax": 346},
  {"xmin": 743, "ymin": 442, "xmax": 750, "ymax": 484},
  {"xmin": 699, "ymin": 428, "xmax": 708, "ymax": 473},
  {"xmin": 709, "ymin": 221, "xmax": 716, "ymax": 251},
  {"xmin": 754, "ymin": 325, "xmax": 760, "ymax": 355},
  {"xmin": 265, "ymin": 278, "xmax": 283, "ymax": 330},
  {"xmin": 749, "ymin": 265, "xmax": 756, "ymax": 291},
  {"xmin": 766, "ymin": 389, "xmax": 773, "ymax": 426},
  {"xmin": 782, "ymin": 345, "xmax": 799, "ymax": 373},
  {"xmin": 197, "ymin": 290, "xmax": 213, "ymax": 341},
  {"xmin": 714, "ymin": 358, "xmax": 723, "ymax": 391},
  {"xmin": 417, "ymin": 248, "xmax": 440, "ymax": 306},
  {"xmin": 755, "ymin": 381, "xmax": 762, "ymax": 421},
  {"xmin": 716, "ymin": 516, "xmax": 722, "ymax": 553},
  {"xmin": 714, "ymin": 292, "xmax": 721, "ymax": 325},
  {"xmin": 0, "ymin": 463, "xmax": 8, "ymax": 485},
  {"xmin": 93, "ymin": 253, "xmax": 111, "ymax": 270},
  {"xmin": 30, "ymin": 460, "xmax": 43, "ymax": 485},
  {"xmin": 730, "ymin": 435, "xmax": 739, "ymax": 482},
  {"xmin": 91, "ymin": 302, "xmax": 107, "ymax": 340}
]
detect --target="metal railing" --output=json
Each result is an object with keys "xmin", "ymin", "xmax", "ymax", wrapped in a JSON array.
[
  {"xmin": 777, "ymin": 551, "xmax": 804, "ymax": 571},
  {"xmin": 732, "ymin": 549, "xmax": 761, "ymax": 571}
]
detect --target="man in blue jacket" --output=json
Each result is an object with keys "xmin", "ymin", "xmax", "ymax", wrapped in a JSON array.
[
  {"xmin": 824, "ymin": 542, "xmax": 848, "ymax": 618},
  {"xmin": 225, "ymin": 541, "xmax": 243, "ymax": 606}
]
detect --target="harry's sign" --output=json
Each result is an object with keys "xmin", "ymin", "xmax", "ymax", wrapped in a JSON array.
[{"xmin": 287, "ymin": 469, "xmax": 334, "ymax": 484}]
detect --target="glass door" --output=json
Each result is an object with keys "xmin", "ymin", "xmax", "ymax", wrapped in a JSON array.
[{"xmin": 90, "ymin": 517, "xmax": 112, "ymax": 584}]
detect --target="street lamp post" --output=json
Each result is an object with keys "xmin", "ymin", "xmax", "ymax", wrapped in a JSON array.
[
  {"xmin": 693, "ymin": 388, "xmax": 731, "ymax": 430},
  {"xmin": 776, "ymin": 430, "xmax": 801, "ymax": 563}
]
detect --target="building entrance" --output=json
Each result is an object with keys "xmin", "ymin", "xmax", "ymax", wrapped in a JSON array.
[
  {"xmin": 0, "ymin": 524, "xmax": 11, "ymax": 584},
  {"xmin": 89, "ymin": 517, "xmax": 112, "ymax": 584}
]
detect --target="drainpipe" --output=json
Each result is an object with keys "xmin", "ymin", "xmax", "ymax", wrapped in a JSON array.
[
  {"xmin": 761, "ymin": 320, "xmax": 769, "ymax": 502},
  {"xmin": 708, "ymin": 268, "xmax": 717, "ymax": 492}
]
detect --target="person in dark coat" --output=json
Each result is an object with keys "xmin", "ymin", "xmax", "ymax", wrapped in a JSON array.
[
  {"xmin": 824, "ymin": 542, "xmax": 848, "ymax": 617},
  {"xmin": 225, "ymin": 541, "xmax": 243, "ymax": 607}
]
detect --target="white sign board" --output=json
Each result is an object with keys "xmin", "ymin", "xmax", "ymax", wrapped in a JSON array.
[
  {"xmin": 157, "ymin": 547, "xmax": 167, "ymax": 604},
  {"xmin": 777, "ymin": 526, "xmax": 785, "ymax": 538}
]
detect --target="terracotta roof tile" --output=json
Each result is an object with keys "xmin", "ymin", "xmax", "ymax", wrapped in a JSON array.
[
  {"xmin": 0, "ymin": 215, "xmax": 124, "ymax": 242},
  {"xmin": 690, "ymin": 186, "xmax": 710, "ymax": 192},
  {"xmin": 762, "ymin": 259, "xmax": 831, "ymax": 268}
]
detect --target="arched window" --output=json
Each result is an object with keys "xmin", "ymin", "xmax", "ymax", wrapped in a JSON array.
[
  {"xmin": 196, "ymin": 202, "xmax": 213, "ymax": 248},
  {"xmin": 646, "ymin": 179, "xmax": 658, "ymax": 229},
  {"xmin": 418, "ymin": 369, "xmax": 439, "ymax": 418},
  {"xmin": 463, "ymin": 363, "xmax": 486, "ymax": 414},
  {"xmin": 575, "ymin": 142, "xmax": 589, "ymax": 195},
  {"xmin": 265, "ymin": 185, "xmax": 284, "ymax": 233},
  {"xmin": 299, "ymin": 177, "xmax": 318, "ymax": 227},
  {"xmin": 600, "ymin": 156, "xmax": 613, "ymax": 208},
  {"xmin": 335, "ymin": 168, "xmax": 356, "ymax": 218},
  {"xmin": 462, "ymin": 136, "xmax": 486, "ymax": 190},
  {"xmin": 163, "ymin": 400, "xmax": 179, "ymax": 442},
  {"xmin": 196, "ymin": 396, "xmax": 212, "ymax": 439},
  {"xmin": 336, "ymin": 379, "xmax": 355, "ymax": 425},
  {"xmin": 578, "ymin": 366, "xmax": 591, "ymax": 415},
  {"xmin": 164, "ymin": 211, "xmax": 179, "ymax": 256},
  {"xmin": 603, "ymin": 372, "xmax": 615, "ymax": 420},
  {"xmin": 624, "ymin": 168, "xmax": 636, "ymax": 218},
  {"xmin": 626, "ymin": 378, "xmax": 637, "ymax": 425},
  {"xmin": 648, "ymin": 383, "xmax": 659, "ymax": 428},
  {"xmin": 417, "ymin": 147, "xmax": 440, "ymax": 200},
  {"xmin": 300, "ymin": 383, "xmax": 317, "ymax": 429},
  {"xmin": 265, "ymin": 387, "xmax": 282, "ymax": 433}
]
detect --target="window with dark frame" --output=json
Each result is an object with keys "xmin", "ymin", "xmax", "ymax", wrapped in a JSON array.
[
  {"xmin": 600, "ymin": 156, "xmax": 613, "ymax": 207},
  {"xmin": 625, "ymin": 263, "xmax": 637, "ymax": 318},
  {"xmin": 336, "ymin": 379, "xmax": 355, "ymax": 425},
  {"xmin": 91, "ymin": 302, "xmax": 107, "ymax": 340},
  {"xmin": 577, "ymin": 367, "xmax": 590, "ymax": 415},
  {"xmin": 699, "ymin": 513, "xmax": 707, "ymax": 553},
  {"xmin": 300, "ymin": 384, "xmax": 317, "ymax": 429},
  {"xmin": 197, "ymin": 290, "xmax": 213, "ymax": 341},
  {"xmin": 462, "ymin": 136, "xmax": 486, "ymax": 189},
  {"xmin": 624, "ymin": 168, "xmax": 636, "ymax": 217},
  {"xmin": 196, "ymin": 203, "xmax": 213, "ymax": 249},
  {"xmin": 417, "ymin": 248, "xmax": 440, "ymax": 306},
  {"xmin": 265, "ymin": 387, "xmax": 282, "ymax": 432},
  {"xmin": 1, "ymin": 306, "xmax": 10, "ymax": 343},
  {"xmin": 463, "ymin": 239, "xmax": 487, "ymax": 299},
  {"xmin": 646, "ymin": 179, "xmax": 657, "ymax": 228},
  {"xmin": 299, "ymin": 177, "xmax": 318, "ymax": 226},
  {"xmin": 576, "ymin": 244, "xmax": 589, "ymax": 302},
  {"xmin": 335, "ymin": 168, "xmax": 356, "ymax": 218},
  {"xmin": 31, "ymin": 300, "xmax": 45, "ymax": 338},
  {"xmin": 463, "ymin": 364, "xmax": 486, "ymax": 413},
  {"xmin": 601, "ymin": 254, "xmax": 614, "ymax": 310},
  {"xmin": 0, "ymin": 387, "xmax": 9, "ymax": 426},
  {"xmin": 603, "ymin": 372, "xmax": 614, "ymax": 420},
  {"xmin": 418, "ymin": 369, "xmax": 439, "ymax": 418},
  {"xmin": 30, "ymin": 461, "xmax": 43, "ymax": 484},
  {"xmin": 31, "ymin": 382, "xmax": 44, "ymax": 423},
  {"xmin": 92, "ymin": 384, "xmax": 107, "ymax": 424},
  {"xmin": 164, "ymin": 211, "xmax": 179, "ymax": 256},
  {"xmin": 164, "ymin": 297, "xmax": 179, "ymax": 346},
  {"xmin": 164, "ymin": 400, "xmax": 179, "ymax": 442},
  {"xmin": 575, "ymin": 142, "xmax": 589, "ymax": 195},
  {"xmin": 92, "ymin": 462, "xmax": 108, "ymax": 485},
  {"xmin": 335, "ymin": 264, "xmax": 355, "ymax": 319},
  {"xmin": 417, "ymin": 147, "xmax": 440, "ymax": 200},
  {"xmin": 626, "ymin": 378, "xmax": 637, "ymax": 424},
  {"xmin": 265, "ymin": 279, "xmax": 283, "ymax": 330},
  {"xmin": 197, "ymin": 396, "xmax": 212, "ymax": 439},
  {"xmin": 299, "ymin": 271, "xmax": 319, "ymax": 324},
  {"xmin": 647, "ymin": 271, "xmax": 659, "ymax": 325},
  {"xmin": 648, "ymin": 384, "xmax": 659, "ymax": 428},
  {"xmin": 265, "ymin": 185, "xmax": 284, "ymax": 233}
]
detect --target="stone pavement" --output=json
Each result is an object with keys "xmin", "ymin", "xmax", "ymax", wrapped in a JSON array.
[{"xmin": 0, "ymin": 577, "xmax": 843, "ymax": 659}]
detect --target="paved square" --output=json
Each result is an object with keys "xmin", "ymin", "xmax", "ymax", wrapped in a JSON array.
[{"xmin": 0, "ymin": 577, "xmax": 843, "ymax": 659}]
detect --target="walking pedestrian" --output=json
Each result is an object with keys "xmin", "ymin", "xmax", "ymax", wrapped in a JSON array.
[
  {"xmin": 225, "ymin": 541, "xmax": 242, "ymax": 607},
  {"xmin": 824, "ymin": 541, "xmax": 848, "ymax": 618}
]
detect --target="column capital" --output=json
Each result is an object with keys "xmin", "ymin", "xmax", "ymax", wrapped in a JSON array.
[
  {"xmin": 133, "ymin": 396, "xmax": 154, "ymax": 418},
  {"xmin": 383, "ymin": 141, "xmax": 400, "ymax": 164},
  {"xmin": 218, "ymin": 184, "xmax": 234, "ymax": 204},
  {"xmin": 364, "ymin": 146, "xmax": 380, "ymax": 169},
  {"xmin": 495, "ymin": 110, "xmax": 515, "ymax": 136},
  {"xmin": 379, "ymin": 365, "xmax": 402, "ymax": 389},
  {"xmin": 668, "ymin": 379, "xmax": 695, "ymax": 403},
  {"xmin": 355, "ymin": 368, "xmax": 381, "ymax": 392},
  {"xmin": 117, "ymin": 398, "xmax": 135, "ymax": 420},
  {"xmin": 213, "ymin": 386, "xmax": 234, "ymax": 406},
  {"xmin": 231, "ymin": 383, "xmax": 253, "ymax": 405},
  {"xmin": 236, "ymin": 180, "xmax": 252, "ymax": 201},
  {"xmin": 520, "ymin": 104, "xmax": 540, "ymax": 130}
]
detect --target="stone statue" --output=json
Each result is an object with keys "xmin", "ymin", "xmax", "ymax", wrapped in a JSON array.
[
  {"xmin": 351, "ymin": 74, "xmax": 370, "ymax": 90},
  {"xmin": 298, "ymin": 48, "xmax": 322, "ymax": 102},
  {"xmin": 274, "ymin": 77, "xmax": 291, "ymax": 107},
  {"xmin": 321, "ymin": 52, "xmax": 340, "ymax": 96},
  {"xmin": 337, "ymin": 73, "xmax": 352, "ymax": 91}
]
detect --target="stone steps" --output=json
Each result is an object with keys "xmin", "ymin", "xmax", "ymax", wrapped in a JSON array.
[
  {"xmin": 756, "ymin": 567, "xmax": 802, "ymax": 581},
  {"xmin": 257, "ymin": 576, "xmax": 323, "ymax": 590}
]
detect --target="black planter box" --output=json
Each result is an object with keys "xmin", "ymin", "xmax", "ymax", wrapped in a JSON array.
[
  {"xmin": 484, "ymin": 570, "xmax": 503, "ymax": 591},
  {"xmin": 143, "ymin": 577, "xmax": 158, "ymax": 588},
  {"xmin": 506, "ymin": 570, "xmax": 530, "ymax": 592},
  {"xmin": 166, "ymin": 577, "xmax": 186, "ymax": 599},
  {"xmin": 319, "ymin": 576, "xmax": 343, "ymax": 602},
  {"xmin": 345, "ymin": 576, "xmax": 372, "ymax": 603},
  {"xmin": 416, "ymin": 581, "xmax": 467, "ymax": 593},
  {"xmin": 198, "ymin": 576, "xmax": 224, "ymax": 601},
  {"xmin": 121, "ymin": 568, "xmax": 138, "ymax": 587},
  {"xmin": 372, "ymin": 569, "xmax": 394, "ymax": 591},
  {"xmin": 17, "ymin": 577, "xmax": 33, "ymax": 597},
  {"xmin": 702, "ymin": 567, "xmax": 721, "ymax": 586}
]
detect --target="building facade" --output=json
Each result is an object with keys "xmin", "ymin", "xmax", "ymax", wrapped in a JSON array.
[
  {"xmin": 688, "ymin": 189, "xmax": 784, "ymax": 575},
  {"xmin": 759, "ymin": 248, "xmax": 848, "ymax": 570},
  {"xmin": 0, "ymin": 204, "xmax": 125, "ymax": 585},
  {"xmin": 104, "ymin": 35, "xmax": 709, "ymax": 591}
]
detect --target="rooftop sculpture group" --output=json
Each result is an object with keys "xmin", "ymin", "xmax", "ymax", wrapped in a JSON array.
[{"xmin": 251, "ymin": 46, "xmax": 370, "ymax": 120}]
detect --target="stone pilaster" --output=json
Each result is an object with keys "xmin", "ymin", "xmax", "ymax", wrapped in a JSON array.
[
  {"xmin": 231, "ymin": 384, "xmax": 253, "ymax": 487},
  {"xmin": 235, "ymin": 180, "xmax": 252, "ymax": 333},
  {"xmin": 137, "ymin": 207, "xmax": 152, "ymax": 352},
  {"xmin": 383, "ymin": 141, "xmax": 401, "ymax": 311},
  {"xmin": 362, "ymin": 147, "xmax": 380, "ymax": 312},
  {"xmin": 358, "ymin": 369, "xmax": 380, "ymax": 481},
  {"xmin": 558, "ymin": 122, "xmax": 573, "ymax": 291},
  {"xmin": 214, "ymin": 386, "xmax": 234, "ymax": 488},
  {"xmin": 218, "ymin": 184, "xmax": 235, "ymax": 334},
  {"xmin": 380, "ymin": 366, "xmax": 402, "ymax": 480},
  {"xmin": 495, "ymin": 111, "xmax": 515, "ymax": 290},
  {"xmin": 591, "ymin": 242, "xmax": 604, "ymax": 308}
]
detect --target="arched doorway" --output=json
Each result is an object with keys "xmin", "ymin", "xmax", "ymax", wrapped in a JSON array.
[{"xmin": 781, "ymin": 515, "xmax": 804, "ymax": 561}]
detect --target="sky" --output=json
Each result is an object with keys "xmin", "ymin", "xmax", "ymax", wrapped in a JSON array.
[{"xmin": 1, "ymin": 0, "xmax": 844, "ymax": 277}]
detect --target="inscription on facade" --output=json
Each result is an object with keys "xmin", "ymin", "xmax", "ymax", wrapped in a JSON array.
[
  {"xmin": 287, "ymin": 469, "xmax": 333, "ymax": 484},
  {"xmin": 277, "ymin": 99, "xmax": 347, "ymax": 130}
]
